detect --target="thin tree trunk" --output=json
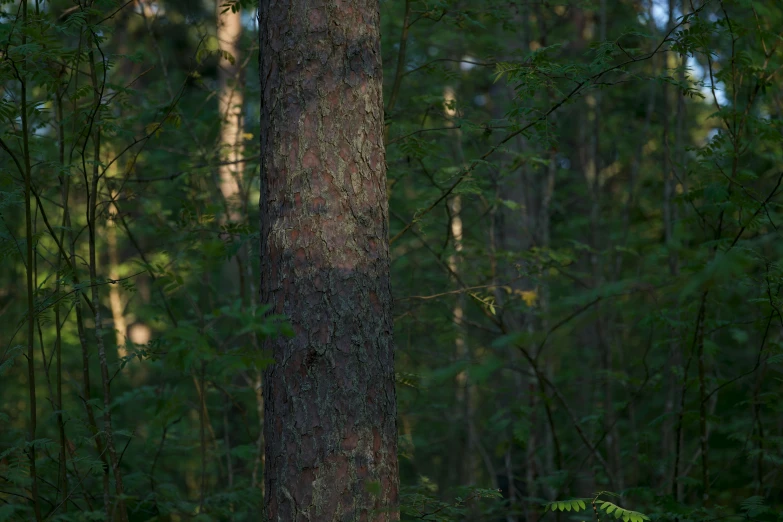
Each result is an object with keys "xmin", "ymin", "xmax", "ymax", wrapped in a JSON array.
[
  {"xmin": 487, "ymin": 170, "xmax": 521, "ymax": 522},
  {"xmin": 55, "ymin": 89, "xmax": 69, "ymax": 514},
  {"xmin": 534, "ymin": 151, "xmax": 557, "ymax": 510},
  {"xmin": 216, "ymin": 5, "xmax": 246, "ymax": 507},
  {"xmin": 20, "ymin": 1, "xmax": 41, "ymax": 515},
  {"xmin": 450, "ymin": 195, "xmax": 473, "ymax": 482},
  {"xmin": 68, "ymin": 191, "xmax": 112, "ymax": 519},
  {"xmin": 752, "ymin": 365, "xmax": 767, "ymax": 494},
  {"xmin": 107, "ymin": 189, "xmax": 128, "ymax": 358},
  {"xmin": 662, "ymin": 0, "xmax": 685, "ymax": 492},
  {"xmin": 697, "ymin": 293, "xmax": 709, "ymax": 501},
  {"xmin": 217, "ymin": 2, "xmax": 245, "ymax": 221},
  {"xmin": 444, "ymin": 85, "xmax": 475, "ymax": 489},
  {"xmin": 662, "ymin": 0, "xmax": 680, "ymax": 278},
  {"xmin": 86, "ymin": 39, "xmax": 128, "ymax": 522},
  {"xmin": 258, "ymin": 1, "xmax": 399, "ymax": 519},
  {"xmin": 590, "ymin": 0, "xmax": 623, "ymax": 493},
  {"xmin": 251, "ymin": 370, "xmax": 265, "ymax": 490}
]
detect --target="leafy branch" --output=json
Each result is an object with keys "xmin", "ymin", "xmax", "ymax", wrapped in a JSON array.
[{"xmin": 545, "ymin": 492, "xmax": 650, "ymax": 522}]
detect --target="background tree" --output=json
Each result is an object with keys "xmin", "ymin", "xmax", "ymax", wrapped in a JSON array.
[{"xmin": 217, "ymin": 0, "xmax": 245, "ymax": 222}]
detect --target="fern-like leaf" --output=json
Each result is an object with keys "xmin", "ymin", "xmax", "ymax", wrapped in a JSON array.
[{"xmin": 544, "ymin": 499, "xmax": 589, "ymax": 513}]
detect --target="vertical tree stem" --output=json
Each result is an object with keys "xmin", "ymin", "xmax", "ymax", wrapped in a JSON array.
[
  {"xmin": 85, "ymin": 32, "xmax": 128, "ymax": 522},
  {"xmin": 20, "ymin": 1, "xmax": 42, "ymax": 518}
]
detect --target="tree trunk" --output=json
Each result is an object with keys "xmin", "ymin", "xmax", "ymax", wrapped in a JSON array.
[
  {"xmin": 217, "ymin": 3, "xmax": 244, "ymax": 221},
  {"xmin": 107, "ymin": 189, "xmax": 128, "ymax": 358},
  {"xmin": 443, "ymin": 85, "xmax": 475, "ymax": 490},
  {"xmin": 258, "ymin": 1, "xmax": 399, "ymax": 520}
]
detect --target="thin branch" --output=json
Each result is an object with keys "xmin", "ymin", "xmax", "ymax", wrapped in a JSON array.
[
  {"xmin": 402, "ymin": 58, "xmax": 498, "ymax": 78},
  {"xmin": 385, "ymin": 0, "xmax": 412, "ymax": 115},
  {"xmin": 727, "ymin": 171, "xmax": 783, "ymax": 251},
  {"xmin": 125, "ymin": 156, "xmax": 260, "ymax": 183}
]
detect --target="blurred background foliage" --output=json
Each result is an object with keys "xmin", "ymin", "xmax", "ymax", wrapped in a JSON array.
[{"xmin": 1, "ymin": 0, "xmax": 782, "ymax": 520}]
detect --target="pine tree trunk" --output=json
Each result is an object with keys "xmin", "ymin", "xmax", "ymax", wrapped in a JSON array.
[{"xmin": 258, "ymin": 1, "xmax": 399, "ymax": 520}]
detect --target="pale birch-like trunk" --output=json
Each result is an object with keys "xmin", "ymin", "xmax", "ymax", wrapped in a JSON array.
[
  {"xmin": 107, "ymin": 190, "xmax": 128, "ymax": 358},
  {"xmin": 444, "ymin": 86, "xmax": 476, "ymax": 488},
  {"xmin": 217, "ymin": 4, "xmax": 244, "ymax": 221}
]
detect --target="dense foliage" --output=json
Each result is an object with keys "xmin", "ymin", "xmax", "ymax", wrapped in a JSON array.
[{"xmin": 1, "ymin": 0, "xmax": 782, "ymax": 520}]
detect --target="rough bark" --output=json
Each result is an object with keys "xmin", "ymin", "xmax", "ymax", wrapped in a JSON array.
[{"xmin": 258, "ymin": 1, "xmax": 399, "ymax": 520}]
